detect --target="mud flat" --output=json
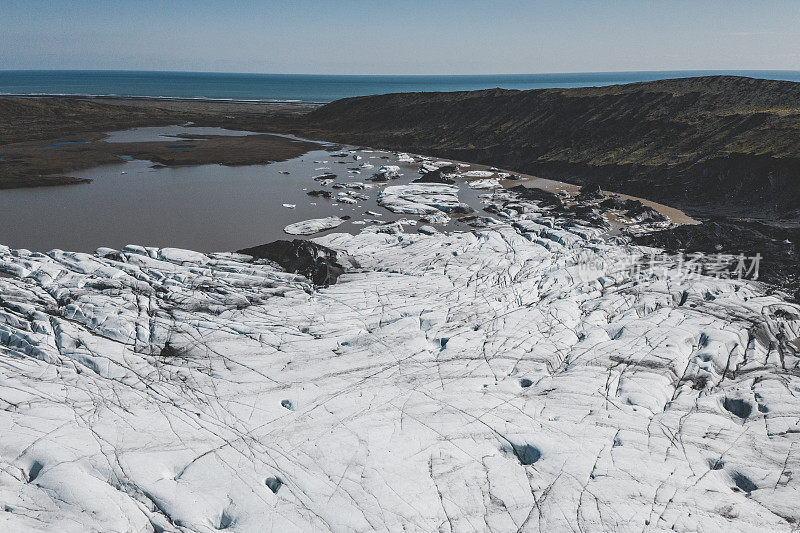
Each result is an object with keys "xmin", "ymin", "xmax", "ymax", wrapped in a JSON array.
[{"xmin": 0, "ymin": 96, "xmax": 317, "ymax": 188}]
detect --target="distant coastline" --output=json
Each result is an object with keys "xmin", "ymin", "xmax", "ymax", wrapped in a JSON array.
[
  {"xmin": 4, "ymin": 69, "xmax": 800, "ymax": 103},
  {"xmin": 0, "ymin": 93, "xmax": 323, "ymax": 106}
]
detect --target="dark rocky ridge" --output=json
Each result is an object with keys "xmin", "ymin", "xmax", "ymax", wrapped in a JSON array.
[
  {"xmin": 631, "ymin": 219, "xmax": 800, "ymax": 299},
  {"xmin": 238, "ymin": 240, "xmax": 344, "ymax": 286},
  {"xmin": 283, "ymin": 76, "xmax": 800, "ymax": 223}
]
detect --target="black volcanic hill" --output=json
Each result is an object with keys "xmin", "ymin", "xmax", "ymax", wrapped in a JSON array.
[{"xmin": 291, "ymin": 76, "xmax": 800, "ymax": 222}]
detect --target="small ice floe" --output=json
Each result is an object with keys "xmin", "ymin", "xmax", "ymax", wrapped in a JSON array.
[
  {"xmin": 344, "ymin": 182, "xmax": 367, "ymax": 189},
  {"xmin": 468, "ymin": 178, "xmax": 502, "ymax": 189},
  {"xmin": 379, "ymin": 165, "xmax": 401, "ymax": 175},
  {"xmin": 283, "ymin": 216, "xmax": 345, "ymax": 235},
  {"xmin": 348, "ymin": 170, "xmax": 361, "ymax": 174},
  {"xmin": 313, "ymin": 160, "xmax": 328, "ymax": 164},
  {"xmin": 318, "ymin": 179, "xmax": 334, "ymax": 187},
  {"xmin": 279, "ymin": 171, "xmax": 290, "ymax": 175},
  {"xmin": 121, "ymin": 171, "xmax": 127, "ymax": 175},
  {"xmin": 365, "ymin": 210, "xmax": 383, "ymax": 217},
  {"xmin": 337, "ymin": 196, "xmax": 358, "ymax": 205},
  {"xmin": 282, "ymin": 203, "xmax": 296, "ymax": 209},
  {"xmin": 396, "ymin": 152, "xmax": 415, "ymax": 163},
  {"xmin": 353, "ymin": 155, "xmax": 362, "ymax": 160},
  {"xmin": 360, "ymin": 163, "xmax": 374, "ymax": 169},
  {"xmin": 457, "ymin": 163, "xmax": 470, "ymax": 168},
  {"xmin": 369, "ymin": 165, "xmax": 401, "ymax": 182},
  {"xmin": 352, "ymin": 220, "xmax": 366, "ymax": 225},
  {"xmin": 418, "ymin": 225, "xmax": 438, "ymax": 235},
  {"xmin": 313, "ymin": 173, "xmax": 337, "ymax": 181},
  {"xmin": 462, "ymin": 170, "xmax": 495, "ymax": 178}
]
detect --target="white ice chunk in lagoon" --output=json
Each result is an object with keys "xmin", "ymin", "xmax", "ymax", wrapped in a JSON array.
[
  {"xmin": 283, "ymin": 216, "xmax": 345, "ymax": 235},
  {"xmin": 1, "ymin": 186, "xmax": 800, "ymax": 530},
  {"xmin": 420, "ymin": 211, "xmax": 451, "ymax": 224},
  {"xmin": 378, "ymin": 183, "xmax": 470, "ymax": 215},
  {"xmin": 336, "ymin": 196, "xmax": 357, "ymax": 205},
  {"xmin": 374, "ymin": 165, "xmax": 401, "ymax": 179},
  {"xmin": 463, "ymin": 169, "xmax": 496, "ymax": 178},
  {"xmin": 281, "ymin": 203, "xmax": 296, "ymax": 209},
  {"xmin": 468, "ymin": 178, "xmax": 502, "ymax": 189}
]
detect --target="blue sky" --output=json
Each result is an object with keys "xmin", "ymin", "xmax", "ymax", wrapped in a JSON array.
[{"xmin": 2, "ymin": 0, "xmax": 799, "ymax": 74}]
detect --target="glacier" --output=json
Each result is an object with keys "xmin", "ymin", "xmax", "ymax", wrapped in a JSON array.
[{"xmin": 0, "ymin": 185, "xmax": 799, "ymax": 532}]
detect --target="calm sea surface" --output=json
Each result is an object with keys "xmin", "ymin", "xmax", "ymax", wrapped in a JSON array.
[{"xmin": 2, "ymin": 70, "xmax": 800, "ymax": 103}]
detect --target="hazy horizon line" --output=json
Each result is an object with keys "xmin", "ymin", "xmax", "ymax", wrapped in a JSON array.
[{"xmin": 3, "ymin": 68, "xmax": 800, "ymax": 77}]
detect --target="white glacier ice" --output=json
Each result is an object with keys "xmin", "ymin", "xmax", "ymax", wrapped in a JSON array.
[{"xmin": 0, "ymin": 187, "xmax": 799, "ymax": 531}]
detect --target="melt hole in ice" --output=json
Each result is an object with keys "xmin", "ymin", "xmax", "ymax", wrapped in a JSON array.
[
  {"xmin": 27, "ymin": 461, "xmax": 44, "ymax": 482},
  {"xmin": 510, "ymin": 443, "xmax": 542, "ymax": 466},
  {"xmin": 731, "ymin": 472, "xmax": 757, "ymax": 494},
  {"xmin": 265, "ymin": 476, "xmax": 283, "ymax": 494},
  {"xmin": 216, "ymin": 509, "xmax": 235, "ymax": 530},
  {"xmin": 723, "ymin": 397, "xmax": 753, "ymax": 419},
  {"xmin": 160, "ymin": 342, "xmax": 181, "ymax": 358}
]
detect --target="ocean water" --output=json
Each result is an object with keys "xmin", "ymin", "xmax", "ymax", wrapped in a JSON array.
[{"xmin": 2, "ymin": 70, "xmax": 800, "ymax": 103}]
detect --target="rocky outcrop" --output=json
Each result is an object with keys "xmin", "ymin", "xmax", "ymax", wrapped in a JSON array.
[{"xmin": 238, "ymin": 239, "xmax": 344, "ymax": 286}]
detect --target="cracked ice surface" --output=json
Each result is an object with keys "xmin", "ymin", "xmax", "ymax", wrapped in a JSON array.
[
  {"xmin": 378, "ymin": 183, "xmax": 470, "ymax": 215},
  {"xmin": 1, "ymin": 210, "xmax": 800, "ymax": 531}
]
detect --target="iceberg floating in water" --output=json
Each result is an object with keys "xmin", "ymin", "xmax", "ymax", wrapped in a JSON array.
[
  {"xmin": 462, "ymin": 170, "xmax": 496, "ymax": 178},
  {"xmin": 283, "ymin": 216, "xmax": 345, "ymax": 235},
  {"xmin": 468, "ymin": 178, "xmax": 502, "ymax": 189},
  {"xmin": 378, "ymin": 183, "xmax": 472, "ymax": 215}
]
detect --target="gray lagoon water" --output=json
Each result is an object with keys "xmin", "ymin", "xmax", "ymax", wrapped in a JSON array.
[{"xmin": 0, "ymin": 127, "xmax": 490, "ymax": 252}]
